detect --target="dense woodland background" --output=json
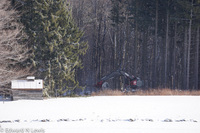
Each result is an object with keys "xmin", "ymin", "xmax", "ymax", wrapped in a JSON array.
[
  {"xmin": 0, "ymin": 0, "xmax": 200, "ymax": 96},
  {"xmin": 70, "ymin": 0, "xmax": 200, "ymax": 91}
]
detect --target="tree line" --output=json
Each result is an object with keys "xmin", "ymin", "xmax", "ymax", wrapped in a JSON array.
[
  {"xmin": 1, "ymin": 0, "xmax": 200, "ymax": 96},
  {"xmin": 70, "ymin": 0, "xmax": 200, "ymax": 91}
]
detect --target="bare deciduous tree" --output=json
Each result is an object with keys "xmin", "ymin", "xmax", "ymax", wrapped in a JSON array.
[{"xmin": 0, "ymin": 0, "xmax": 31, "ymax": 90}]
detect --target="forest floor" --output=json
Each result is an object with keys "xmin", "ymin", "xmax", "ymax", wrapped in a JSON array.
[{"xmin": 0, "ymin": 96, "xmax": 200, "ymax": 133}]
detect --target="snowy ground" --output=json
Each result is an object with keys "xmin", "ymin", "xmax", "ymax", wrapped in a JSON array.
[{"xmin": 0, "ymin": 96, "xmax": 200, "ymax": 133}]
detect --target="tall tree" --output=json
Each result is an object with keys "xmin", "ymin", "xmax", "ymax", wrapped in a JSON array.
[
  {"xmin": 195, "ymin": 26, "xmax": 199, "ymax": 89},
  {"xmin": 186, "ymin": 0, "xmax": 193, "ymax": 90},
  {"xmin": 164, "ymin": 0, "xmax": 170, "ymax": 88},
  {"xmin": 153, "ymin": 0, "xmax": 159, "ymax": 88},
  {"xmin": 193, "ymin": 0, "xmax": 200, "ymax": 90},
  {"xmin": 21, "ymin": 0, "xmax": 87, "ymax": 96}
]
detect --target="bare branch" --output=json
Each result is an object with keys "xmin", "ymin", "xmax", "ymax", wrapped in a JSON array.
[{"xmin": 0, "ymin": 0, "xmax": 32, "ymax": 89}]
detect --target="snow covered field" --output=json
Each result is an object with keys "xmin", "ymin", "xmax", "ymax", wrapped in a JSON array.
[{"xmin": 0, "ymin": 96, "xmax": 200, "ymax": 133}]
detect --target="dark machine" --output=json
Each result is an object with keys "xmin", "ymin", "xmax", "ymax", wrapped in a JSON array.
[{"xmin": 95, "ymin": 69, "xmax": 142, "ymax": 91}]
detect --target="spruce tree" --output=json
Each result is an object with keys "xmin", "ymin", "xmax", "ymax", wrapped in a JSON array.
[{"xmin": 21, "ymin": 0, "xmax": 87, "ymax": 96}]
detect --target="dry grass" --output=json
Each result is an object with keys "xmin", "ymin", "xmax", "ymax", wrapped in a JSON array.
[
  {"xmin": 91, "ymin": 89, "xmax": 125, "ymax": 96},
  {"xmin": 133, "ymin": 88, "xmax": 200, "ymax": 96},
  {"xmin": 91, "ymin": 88, "xmax": 200, "ymax": 96}
]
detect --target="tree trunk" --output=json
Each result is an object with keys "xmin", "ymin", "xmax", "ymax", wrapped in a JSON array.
[
  {"xmin": 153, "ymin": 0, "xmax": 158, "ymax": 88},
  {"xmin": 172, "ymin": 22, "xmax": 177, "ymax": 89},
  {"xmin": 195, "ymin": 26, "xmax": 199, "ymax": 89},
  {"xmin": 122, "ymin": 15, "xmax": 128, "ymax": 69},
  {"xmin": 134, "ymin": 24, "xmax": 138, "ymax": 77},
  {"xmin": 183, "ymin": 28, "xmax": 188, "ymax": 90},
  {"xmin": 186, "ymin": 0, "xmax": 193, "ymax": 90},
  {"xmin": 165, "ymin": 1, "xmax": 169, "ymax": 88}
]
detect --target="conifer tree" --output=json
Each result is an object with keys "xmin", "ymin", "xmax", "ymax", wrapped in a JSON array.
[{"xmin": 21, "ymin": 0, "xmax": 87, "ymax": 96}]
